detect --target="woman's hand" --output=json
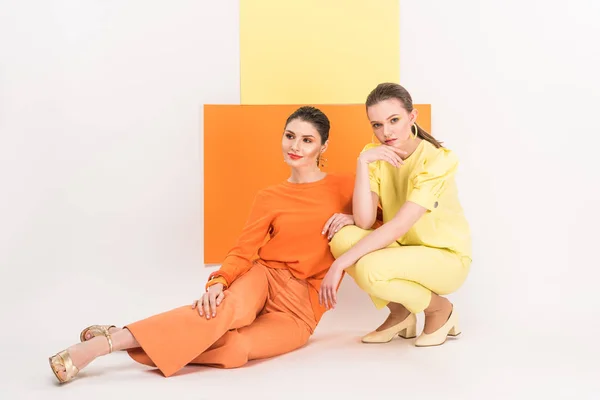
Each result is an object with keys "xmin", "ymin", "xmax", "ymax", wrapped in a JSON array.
[
  {"xmin": 319, "ymin": 261, "xmax": 345, "ymax": 310},
  {"xmin": 322, "ymin": 213, "xmax": 354, "ymax": 240},
  {"xmin": 192, "ymin": 283, "xmax": 225, "ymax": 319},
  {"xmin": 358, "ymin": 145, "xmax": 407, "ymax": 167}
]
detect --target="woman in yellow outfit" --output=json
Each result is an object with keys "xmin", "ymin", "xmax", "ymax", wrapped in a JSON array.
[{"xmin": 319, "ymin": 82, "xmax": 472, "ymax": 347}]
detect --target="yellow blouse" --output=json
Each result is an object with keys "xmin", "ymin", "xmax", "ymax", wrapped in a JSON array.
[{"xmin": 364, "ymin": 140, "xmax": 471, "ymax": 262}]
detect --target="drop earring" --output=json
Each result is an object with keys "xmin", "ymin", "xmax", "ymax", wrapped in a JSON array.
[{"xmin": 318, "ymin": 154, "xmax": 328, "ymax": 168}]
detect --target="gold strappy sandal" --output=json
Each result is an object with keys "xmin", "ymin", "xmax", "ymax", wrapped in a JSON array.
[
  {"xmin": 49, "ymin": 327, "xmax": 114, "ymax": 383},
  {"xmin": 79, "ymin": 325, "xmax": 116, "ymax": 343},
  {"xmin": 49, "ymin": 350, "xmax": 79, "ymax": 384}
]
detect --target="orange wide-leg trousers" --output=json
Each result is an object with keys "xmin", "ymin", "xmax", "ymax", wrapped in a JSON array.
[{"xmin": 125, "ymin": 263, "xmax": 316, "ymax": 377}]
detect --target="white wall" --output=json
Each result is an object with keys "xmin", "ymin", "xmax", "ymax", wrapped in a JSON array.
[
  {"xmin": 1, "ymin": 0, "xmax": 599, "ymax": 333},
  {"xmin": 0, "ymin": 0, "xmax": 240, "ymax": 323}
]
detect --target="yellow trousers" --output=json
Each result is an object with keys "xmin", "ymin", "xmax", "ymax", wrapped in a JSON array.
[{"xmin": 330, "ymin": 226, "xmax": 471, "ymax": 313}]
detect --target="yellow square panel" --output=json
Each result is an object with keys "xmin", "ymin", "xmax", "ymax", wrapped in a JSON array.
[{"xmin": 240, "ymin": 0, "xmax": 400, "ymax": 104}]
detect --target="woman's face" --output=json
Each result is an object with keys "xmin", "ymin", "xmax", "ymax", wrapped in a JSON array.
[
  {"xmin": 367, "ymin": 98, "xmax": 417, "ymax": 148},
  {"xmin": 281, "ymin": 118, "xmax": 326, "ymax": 167}
]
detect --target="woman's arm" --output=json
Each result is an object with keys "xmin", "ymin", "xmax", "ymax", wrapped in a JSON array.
[
  {"xmin": 353, "ymin": 146, "xmax": 406, "ymax": 229},
  {"xmin": 319, "ymin": 201, "xmax": 426, "ymax": 309},
  {"xmin": 340, "ymin": 148, "xmax": 459, "ymax": 268},
  {"xmin": 352, "ymin": 159, "xmax": 379, "ymax": 229},
  {"xmin": 336, "ymin": 201, "xmax": 427, "ymax": 269},
  {"xmin": 206, "ymin": 191, "xmax": 272, "ymax": 289}
]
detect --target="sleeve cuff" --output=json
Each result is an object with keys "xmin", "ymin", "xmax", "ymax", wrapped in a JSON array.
[
  {"xmin": 206, "ymin": 276, "xmax": 229, "ymax": 291},
  {"xmin": 206, "ymin": 270, "xmax": 232, "ymax": 290},
  {"xmin": 407, "ymin": 189, "xmax": 439, "ymax": 211}
]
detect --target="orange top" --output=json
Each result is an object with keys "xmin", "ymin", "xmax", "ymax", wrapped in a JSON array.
[{"xmin": 207, "ymin": 173, "xmax": 354, "ymax": 323}]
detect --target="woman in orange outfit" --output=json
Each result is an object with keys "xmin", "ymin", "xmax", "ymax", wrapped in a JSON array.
[{"xmin": 49, "ymin": 106, "xmax": 355, "ymax": 383}]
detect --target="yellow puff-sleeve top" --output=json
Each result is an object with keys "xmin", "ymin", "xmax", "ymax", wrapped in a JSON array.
[{"xmin": 363, "ymin": 140, "xmax": 472, "ymax": 262}]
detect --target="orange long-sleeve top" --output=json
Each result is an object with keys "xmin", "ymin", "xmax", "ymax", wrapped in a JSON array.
[{"xmin": 207, "ymin": 173, "xmax": 354, "ymax": 323}]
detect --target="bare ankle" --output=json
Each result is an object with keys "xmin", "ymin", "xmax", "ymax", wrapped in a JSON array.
[
  {"xmin": 86, "ymin": 336, "xmax": 112, "ymax": 358},
  {"xmin": 424, "ymin": 295, "xmax": 451, "ymax": 315},
  {"xmin": 387, "ymin": 302, "xmax": 410, "ymax": 318},
  {"xmin": 422, "ymin": 296, "xmax": 453, "ymax": 334}
]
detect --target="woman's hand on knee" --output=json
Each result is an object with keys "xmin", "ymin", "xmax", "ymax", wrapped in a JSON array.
[
  {"xmin": 322, "ymin": 213, "xmax": 354, "ymax": 240},
  {"xmin": 192, "ymin": 283, "xmax": 225, "ymax": 319}
]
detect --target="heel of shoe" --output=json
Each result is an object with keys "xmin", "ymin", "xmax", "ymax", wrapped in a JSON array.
[
  {"xmin": 398, "ymin": 324, "xmax": 417, "ymax": 339},
  {"xmin": 448, "ymin": 324, "xmax": 461, "ymax": 337}
]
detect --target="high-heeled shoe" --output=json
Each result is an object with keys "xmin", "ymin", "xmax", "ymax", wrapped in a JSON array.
[
  {"xmin": 361, "ymin": 313, "xmax": 417, "ymax": 343},
  {"xmin": 49, "ymin": 350, "xmax": 79, "ymax": 384},
  {"xmin": 415, "ymin": 307, "xmax": 461, "ymax": 347},
  {"xmin": 49, "ymin": 326, "xmax": 114, "ymax": 383},
  {"xmin": 79, "ymin": 325, "xmax": 116, "ymax": 343}
]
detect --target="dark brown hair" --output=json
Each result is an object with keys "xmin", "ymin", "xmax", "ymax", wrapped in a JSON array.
[
  {"xmin": 284, "ymin": 106, "xmax": 330, "ymax": 144},
  {"xmin": 365, "ymin": 83, "xmax": 443, "ymax": 148}
]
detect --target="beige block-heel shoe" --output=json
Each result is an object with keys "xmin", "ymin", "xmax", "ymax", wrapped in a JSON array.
[
  {"xmin": 361, "ymin": 313, "xmax": 417, "ymax": 343},
  {"xmin": 415, "ymin": 308, "xmax": 461, "ymax": 347}
]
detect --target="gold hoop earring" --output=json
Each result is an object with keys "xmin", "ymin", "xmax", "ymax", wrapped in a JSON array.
[{"xmin": 411, "ymin": 123, "xmax": 418, "ymax": 140}]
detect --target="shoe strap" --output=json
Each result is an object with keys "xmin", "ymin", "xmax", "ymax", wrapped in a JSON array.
[
  {"xmin": 57, "ymin": 350, "xmax": 79, "ymax": 381},
  {"xmin": 84, "ymin": 325, "xmax": 114, "ymax": 353},
  {"xmin": 99, "ymin": 326, "xmax": 114, "ymax": 353}
]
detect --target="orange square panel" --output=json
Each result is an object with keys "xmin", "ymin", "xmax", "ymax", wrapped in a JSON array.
[{"xmin": 203, "ymin": 104, "xmax": 431, "ymax": 264}]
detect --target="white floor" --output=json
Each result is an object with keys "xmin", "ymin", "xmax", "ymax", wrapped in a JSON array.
[{"xmin": 1, "ymin": 264, "xmax": 598, "ymax": 400}]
